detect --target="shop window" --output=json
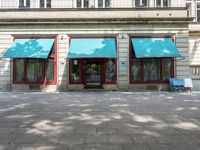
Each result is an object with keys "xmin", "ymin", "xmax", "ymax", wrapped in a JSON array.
[
  {"xmin": 105, "ymin": 59, "xmax": 116, "ymax": 82},
  {"xmin": 46, "ymin": 59, "xmax": 55, "ymax": 81},
  {"xmin": 130, "ymin": 58, "xmax": 174, "ymax": 83},
  {"xmin": 13, "ymin": 42, "xmax": 57, "ymax": 84},
  {"xmin": 19, "ymin": 0, "xmax": 30, "ymax": 8},
  {"xmin": 76, "ymin": 0, "xmax": 89, "ymax": 8},
  {"xmin": 69, "ymin": 58, "xmax": 116, "ymax": 84},
  {"xmin": 162, "ymin": 58, "xmax": 172, "ymax": 80},
  {"xmin": 70, "ymin": 59, "xmax": 80, "ymax": 83},
  {"xmin": 15, "ymin": 59, "xmax": 25, "ymax": 82},
  {"xmin": 40, "ymin": 0, "xmax": 51, "ymax": 8},
  {"xmin": 27, "ymin": 59, "xmax": 44, "ymax": 82},
  {"xmin": 131, "ymin": 59, "xmax": 141, "ymax": 81},
  {"xmin": 144, "ymin": 59, "xmax": 160, "ymax": 81}
]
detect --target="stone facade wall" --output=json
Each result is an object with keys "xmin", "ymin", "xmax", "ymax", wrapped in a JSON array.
[
  {"xmin": 189, "ymin": 33, "xmax": 200, "ymax": 91},
  {"xmin": 0, "ymin": 0, "xmax": 186, "ymax": 9}
]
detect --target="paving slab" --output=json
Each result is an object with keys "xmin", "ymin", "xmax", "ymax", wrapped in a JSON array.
[{"xmin": 0, "ymin": 92, "xmax": 199, "ymax": 150}]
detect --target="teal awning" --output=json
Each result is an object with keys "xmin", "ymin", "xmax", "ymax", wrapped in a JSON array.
[
  {"xmin": 2, "ymin": 38, "xmax": 55, "ymax": 59},
  {"xmin": 68, "ymin": 38, "xmax": 117, "ymax": 58},
  {"xmin": 131, "ymin": 38, "xmax": 181, "ymax": 58}
]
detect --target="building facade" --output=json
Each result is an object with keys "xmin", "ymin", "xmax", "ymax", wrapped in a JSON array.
[
  {"xmin": 186, "ymin": 0, "xmax": 200, "ymax": 90},
  {"xmin": 0, "ymin": 0, "xmax": 192, "ymax": 91}
]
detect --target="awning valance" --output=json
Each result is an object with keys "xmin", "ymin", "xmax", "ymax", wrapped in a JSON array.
[
  {"xmin": 68, "ymin": 38, "xmax": 117, "ymax": 58},
  {"xmin": 2, "ymin": 38, "xmax": 55, "ymax": 59},
  {"xmin": 131, "ymin": 38, "xmax": 181, "ymax": 58}
]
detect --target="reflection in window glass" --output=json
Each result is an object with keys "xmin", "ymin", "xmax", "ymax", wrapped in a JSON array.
[
  {"xmin": 71, "ymin": 59, "xmax": 80, "ymax": 82},
  {"xmin": 19, "ymin": 0, "xmax": 24, "ymax": 7},
  {"xmin": 47, "ymin": 0, "xmax": 51, "ymax": 8},
  {"xmin": 40, "ymin": 0, "xmax": 51, "ymax": 8},
  {"xmin": 156, "ymin": 0, "xmax": 161, "ymax": 7},
  {"xmin": 162, "ymin": 58, "xmax": 172, "ymax": 80},
  {"xmin": 132, "ymin": 59, "xmax": 141, "ymax": 81},
  {"xmin": 26, "ymin": 0, "xmax": 30, "ymax": 7},
  {"xmin": 106, "ymin": 59, "xmax": 115, "ymax": 82},
  {"xmin": 40, "ymin": 0, "xmax": 44, "ymax": 8},
  {"xmin": 15, "ymin": 59, "xmax": 25, "ymax": 82},
  {"xmin": 135, "ymin": 0, "xmax": 140, "ymax": 7},
  {"xmin": 135, "ymin": 0, "xmax": 147, "ymax": 7},
  {"xmin": 105, "ymin": 0, "xmax": 111, "ymax": 8},
  {"xmin": 84, "ymin": 0, "xmax": 89, "ymax": 7},
  {"xmin": 27, "ymin": 59, "xmax": 44, "ymax": 82},
  {"xmin": 77, "ymin": 0, "xmax": 82, "ymax": 8},
  {"xmin": 142, "ymin": 0, "xmax": 147, "ymax": 6},
  {"xmin": 163, "ymin": 0, "xmax": 168, "ymax": 7},
  {"xmin": 46, "ymin": 59, "xmax": 54, "ymax": 81},
  {"xmin": 186, "ymin": 3, "xmax": 191, "ymax": 17},
  {"xmin": 144, "ymin": 59, "xmax": 160, "ymax": 81},
  {"xmin": 98, "ymin": 0, "xmax": 103, "ymax": 7}
]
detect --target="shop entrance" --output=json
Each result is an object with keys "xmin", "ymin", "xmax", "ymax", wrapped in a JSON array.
[{"xmin": 83, "ymin": 60, "xmax": 103, "ymax": 89}]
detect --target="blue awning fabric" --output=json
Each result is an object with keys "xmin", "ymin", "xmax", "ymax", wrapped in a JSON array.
[
  {"xmin": 68, "ymin": 38, "xmax": 117, "ymax": 58},
  {"xmin": 2, "ymin": 38, "xmax": 55, "ymax": 59},
  {"xmin": 131, "ymin": 38, "xmax": 181, "ymax": 58}
]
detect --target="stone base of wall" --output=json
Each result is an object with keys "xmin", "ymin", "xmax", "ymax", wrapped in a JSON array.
[
  {"xmin": 68, "ymin": 84, "xmax": 84, "ymax": 91},
  {"xmin": 192, "ymin": 79, "xmax": 200, "ymax": 91},
  {"xmin": 7, "ymin": 83, "xmax": 171, "ymax": 92},
  {"xmin": 128, "ymin": 84, "xmax": 169, "ymax": 92},
  {"xmin": 103, "ymin": 84, "xmax": 118, "ymax": 91},
  {"xmin": 11, "ymin": 84, "xmax": 58, "ymax": 92}
]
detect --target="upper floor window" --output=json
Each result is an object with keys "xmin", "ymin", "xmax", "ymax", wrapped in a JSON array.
[
  {"xmin": 186, "ymin": 3, "xmax": 192, "ymax": 17},
  {"xmin": 40, "ymin": 0, "xmax": 51, "ymax": 8},
  {"xmin": 155, "ymin": 0, "xmax": 170, "ymax": 7},
  {"xmin": 19, "ymin": 0, "xmax": 30, "ymax": 8},
  {"xmin": 197, "ymin": 3, "xmax": 200, "ymax": 22},
  {"xmin": 76, "ymin": 0, "xmax": 89, "ymax": 8},
  {"xmin": 97, "ymin": 0, "xmax": 111, "ymax": 8},
  {"xmin": 135, "ymin": 0, "xmax": 148, "ymax": 7}
]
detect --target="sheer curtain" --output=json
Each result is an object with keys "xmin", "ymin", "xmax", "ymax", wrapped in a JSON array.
[
  {"xmin": 27, "ymin": 59, "xmax": 44, "ymax": 82},
  {"xmin": 144, "ymin": 59, "xmax": 160, "ymax": 81}
]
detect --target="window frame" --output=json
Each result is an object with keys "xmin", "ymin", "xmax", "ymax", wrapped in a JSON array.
[
  {"xmin": 129, "ymin": 36, "xmax": 175, "ymax": 84},
  {"xmin": 13, "ymin": 35, "xmax": 57, "ymax": 85},
  {"xmin": 68, "ymin": 36, "xmax": 117, "ymax": 84}
]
